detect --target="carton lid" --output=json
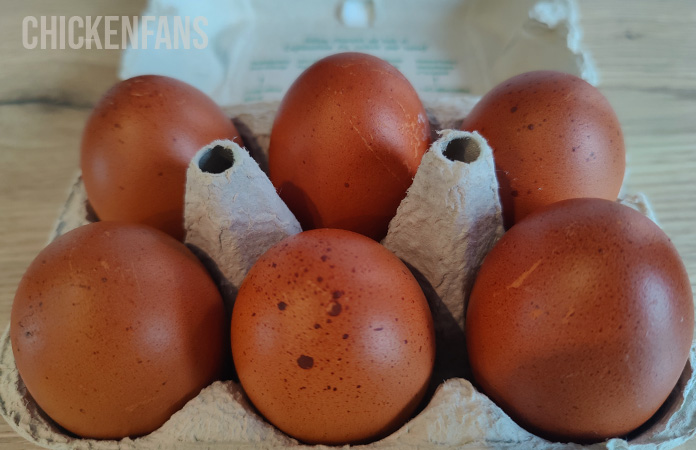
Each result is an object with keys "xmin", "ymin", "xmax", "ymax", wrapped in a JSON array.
[{"xmin": 118, "ymin": 0, "xmax": 597, "ymax": 106}]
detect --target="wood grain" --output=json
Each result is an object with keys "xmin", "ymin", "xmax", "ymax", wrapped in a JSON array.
[{"xmin": 0, "ymin": 0, "xmax": 695, "ymax": 448}]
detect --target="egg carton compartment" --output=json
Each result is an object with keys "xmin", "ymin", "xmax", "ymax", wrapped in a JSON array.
[{"xmin": 1, "ymin": 98, "xmax": 695, "ymax": 450}]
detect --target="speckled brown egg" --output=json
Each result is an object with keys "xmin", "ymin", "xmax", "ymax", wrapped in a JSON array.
[
  {"xmin": 465, "ymin": 198, "xmax": 694, "ymax": 443},
  {"xmin": 81, "ymin": 75, "xmax": 241, "ymax": 240},
  {"xmin": 460, "ymin": 71, "xmax": 625, "ymax": 228},
  {"xmin": 231, "ymin": 228, "xmax": 435, "ymax": 445},
  {"xmin": 268, "ymin": 52, "xmax": 431, "ymax": 241},
  {"xmin": 11, "ymin": 221, "xmax": 227, "ymax": 439}
]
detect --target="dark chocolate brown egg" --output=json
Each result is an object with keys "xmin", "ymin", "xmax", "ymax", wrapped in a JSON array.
[
  {"xmin": 461, "ymin": 71, "xmax": 625, "ymax": 228},
  {"xmin": 81, "ymin": 75, "xmax": 241, "ymax": 240},
  {"xmin": 465, "ymin": 198, "xmax": 693, "ymax": 443},
  {"xmin": 11, "ymin": 222, "xmax": 227, "ymax": 439},
  {"xmin": 268, "ymin": 52, "xmax": 431, "ymax": 241},
  {"xmin": 231, "ymin": 228, "xmax": 435, "ymax": 445}
]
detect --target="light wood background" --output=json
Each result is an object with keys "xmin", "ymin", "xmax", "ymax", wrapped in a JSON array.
[{"xmin": 1, "ymin": 0, "xmax": 695, "ymax": 448}]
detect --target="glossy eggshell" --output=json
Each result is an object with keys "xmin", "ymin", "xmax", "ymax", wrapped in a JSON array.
[
  {"xmin": 465, "ymin": 198, "xmax": 694, "ymax": 443},
  {"xmin": 231, "ymin": 228, "xmax": 436, "ymax": 445},
  {"xmin": 10, "ymin": 222, "xmax": 227, "ymax": 439},
  {"xmin": 461, "ymin": 71, "xmax": 625, "ymax": 228},
  {"xmin": 268, "ymin": 52, "xmax": 431, "ymax": 241},
  {"xmin": 80, "ymin": 75, "xmax": 241, "ymax": 241}
]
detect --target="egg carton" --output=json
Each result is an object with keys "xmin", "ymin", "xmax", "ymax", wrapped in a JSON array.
[{"xmin": 1, "ymin": 97, "xmax": 695, "ymax": 450}]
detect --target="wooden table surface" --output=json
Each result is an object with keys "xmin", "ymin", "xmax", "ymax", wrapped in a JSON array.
[{"xmin": 1, "ymin": 0, "xmax": 695, "ymax": 448}]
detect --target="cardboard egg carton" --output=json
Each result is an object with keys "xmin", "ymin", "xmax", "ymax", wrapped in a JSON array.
[{"xmin": 1, "ymin": 98, "xmax": 695, "ymax": 450}]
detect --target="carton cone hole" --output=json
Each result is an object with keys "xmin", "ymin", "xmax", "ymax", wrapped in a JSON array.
[
  {"xmin": 443, "ymin": 136, "xmax": 482, "ymax": 164},
  {"xmin": 199, "ymin": 145, "xmax": 236, "ymax": 174}
]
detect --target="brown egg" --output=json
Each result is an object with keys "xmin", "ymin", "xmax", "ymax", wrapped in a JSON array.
[
  {"xmin": 268, "ymin": 52, "xmax": 431, "ymax": 241},
  {"xmin": 80, "ymin": 75, "xmax": 241, "ymax": 240},
  {"xmin": 461, "ymin": 71, "xmax": 625, "ymax": 228},
  {"xmin": 11, "ymin": 222, "xmax": 227, "ymax": 439},
  {"xmin": 231, "ymin": 229, "xmax": 435, "ymax": 445},
  {"xmin": 465, "ymin": 198, "xmax": 694, "ymax": 443}
]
